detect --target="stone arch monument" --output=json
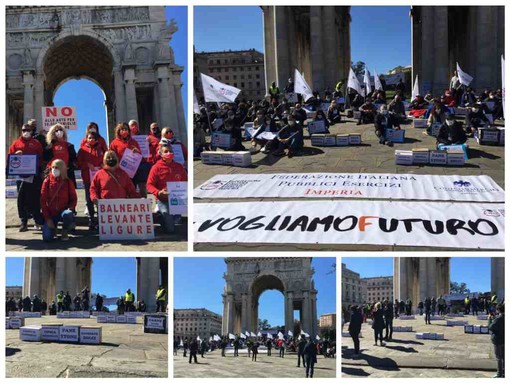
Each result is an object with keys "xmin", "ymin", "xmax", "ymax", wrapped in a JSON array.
[
  {"xmin": 22, "ymin": 257, "xmax": 168, "ymax": 312},
  {"xmin": 6, "ymin": 6, "xmax": 186, "ymax": 148},
  {"xmin": 222, "ymin": 257, "xmax": 318, "ymax": 337}
]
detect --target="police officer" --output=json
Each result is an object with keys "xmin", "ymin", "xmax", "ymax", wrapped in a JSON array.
[
  {"xmin": 125, "ymin": 289, "xmax": 135, "ymax": 312},
  {"xmin": 156, "ymin": 285, "xmax": 167, "ymax": 313},
  {"xmin": 56, "ymin": 290, "xmax": 64, "ymax": 312}
]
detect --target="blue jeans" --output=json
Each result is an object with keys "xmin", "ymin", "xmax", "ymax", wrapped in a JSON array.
[
  {"xmin": 42, "ymin": 209, "xmax": 74, "ymax": 242},
  {"xmin": 157, "ymin": 200, "xmax": 179, "ymax": 234}
]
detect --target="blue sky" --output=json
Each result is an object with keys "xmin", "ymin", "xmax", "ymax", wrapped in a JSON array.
[
  {"xmin": 174, "ymin": 258, "xmax": 336, "ymax": 327},
  {"xmin": 53, "ymin": 6, "xmax": 187, "ymax": 149},
  {"xmin": 342, "ymin": 257, "xmax": 494, "ymax": 293},
  {"xmin": 194, "ymin": 6, "xmax": 411, "ymax": 75},
  {"xmin": 6, "ymin": 258, "xmax": 137, "ymax": 305}
]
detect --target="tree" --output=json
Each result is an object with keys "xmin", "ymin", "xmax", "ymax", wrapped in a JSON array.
[
  {"xmin": 450, "ymin": 281, "xmax": 470, "ymax": 294},
  {"xmin": 258, "ymin": 319, "xmax": 271, "ymax": 330},
  {"xmin": 351, "ymin": 61, "xmax": 366, "ymax": 77},
  {"xmin": 327, "ymin": 263, "xmax": 336, "ymax": 275}
]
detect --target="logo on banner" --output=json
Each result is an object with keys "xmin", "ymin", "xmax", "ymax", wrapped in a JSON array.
[
  {"xmin": 453, "ymin": 180, "xmax": 471, "ymax": 187},
  {"xmin": 10, "ymin": 156, "xmax": 21, "ymax": 168},
  {"xmin": 200, "ymin": 180, "xmax": 227, "ymax": 190},
  {"xmin": 484, "ymin": 209, "xmax": 501, "ymax": 217}
]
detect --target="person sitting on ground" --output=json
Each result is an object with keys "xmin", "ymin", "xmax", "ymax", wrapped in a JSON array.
[
  {"xmin": 426, "ymin": 101, "xmax": 447, "ymax": 136},
  {"xmin": 374, "ymin": 105, "xmax": 395, "ymax": 147},
  {"xmin": 484, "ymin": 91, "xmax": 504, "ymax": 121},
  {"xmin": 40, "ymin": 159, "xmax": 77, "ymax": 242},
  {"xmin": 408, "ymin": 94, "xmax": 428, "ymax": 118},
  {"xmin": 372, "ymin": 91, "xmax": 387, "ymax": 107},
  {"xmin": 387, "ymin": 94, "xmax": 407, "ymax": 123},
  {"xmin": 312, "ymin": 109, "xmax": 330, "ymax": 132},
  {"xmin": 436, "ymin": 113, "xmax": 467, "ymax": 148},
  {"xmin": 464, "ymin": 102, "xmax": 491, "ymax": 136},
  {"xmin": 223, "ymin": 109, "xmax": 245, "ymax": 151},
  {"xmin": 350, "ymin": 93, "xmax": 364, "ymax": 111},
  {"xmin": 251, "ymin": 115, "xmax": 279, "ymax": 154},
  {"xmin": 292, "ymin": 103, "xmax": 307, "ymax": 126},
  {"xmin": 274, "ymin": 114, "xmax": 304, "ymax": 158},
  {"xmin": 461, "ymin": 87, "xmax": 476, "ymax": 107},
  {"xmin": 357, "ymin": 97, "xmax": 377, "ymax": 125},
  {"xmin": 327, "ymin": 99, "xmax": 342, "ymax": 125}
]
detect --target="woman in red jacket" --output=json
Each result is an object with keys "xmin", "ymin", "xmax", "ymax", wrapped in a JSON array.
[
  {"xmin": 147, "ymin": 122, "xmax": 161, "ymax": 163},
  {"xmin": 161, "ymin": 127, "xmax": 187, "ymax": 167},
  {"xmin": 146, "ymin": 141, "xmax": 187, "ymax": 234},
  {"xmin": 44, "ymin": 123, "xmax": 77, "ymax": 187},
  {"xmin": 77, "ymin": 131, "xmax": 105, "ymax": 230},
  {"xmin": 90, "ymin": 151, "xmax": 140, "ymax": 202},
  {"xmin": 40, "ymin": 159, "xmax": 77, "ymax": 242},
  {"xmin": 79, "ymin": 122, "xmax": 108, "ymax": 153}
]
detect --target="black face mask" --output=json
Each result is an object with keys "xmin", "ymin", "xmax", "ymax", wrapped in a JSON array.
[
  {"xmin": 152, "ymin": 129, "xmax": 160, "ymax": 135},
  {"xmin": 106, "ymin": 159, "xmax": 117, "ymax": 167}
]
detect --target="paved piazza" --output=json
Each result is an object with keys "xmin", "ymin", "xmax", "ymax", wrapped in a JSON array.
[
  {"xmin": 193, "ymin": 115, "xmax": 504, "ymax": 252},
  {"xmin": 6, "ymin": 316, "xmax": 168, "ymax": 378},
  {"xmin": 341, "ymin": 315, "xmax": 497, "ymax": 378},
  {"xmin": 5, "ymin": 189, "xmax": 187, "ymax": 252},
  {"xmin": 173, "ymin": 348, "xmax": 337, "ymax": 378}
]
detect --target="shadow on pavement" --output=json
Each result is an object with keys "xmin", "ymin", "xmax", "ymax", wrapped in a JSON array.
[
  {"xmin": 384, "ymin": 345, "xmax": 418, "ymax": 353},
  {"xmin": 6, "ymin": 347, "xmax": 21, "ymax": 357},
  {"xmin": 466, "ymin": 148, "xmax": 501, "ymax": 160},
  {"xmin": 341, "ymin": 366, "xmax": 370, "ymax": 376},
  {"xmin": 342, "ymin": 348, "xmax": 400, "ymax": 371},
  {"xmin": 385, "ymin": 339, "xmax": 423, "ymax": 345}
]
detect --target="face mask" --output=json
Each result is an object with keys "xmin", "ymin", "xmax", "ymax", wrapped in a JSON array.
[
  {"xmin": 130, "ymin": 127, "xmax": 139, "ymax": 135},
  {"xmin": 22, "ymin": 131, "xmax": 31, "ymax": 139},
  {"xmin": 446, "ymin": 120, "xmax": 454, "ymax": 126},
  {"xmin": 55, "ymin": 130, "xmax": 64, "ymax": 139},
  {"xmin": 89, "ymin": 128, "xmax": 97, "ymax": 133},
  {"xmin": 106, "ymin": 158, "xmax": 117, "ymax": 167},
  {"xmin": 88, "ymin": 139, "xmax": 97, "ymax": 145},
  {"xmin": 289, "ymin": 121, "xmax": 296, "ymax": 126},
  {"xmin": 165, "ymin": 132, "xmax": 174, "ymax": 140},
  {"xmin": 473, "ymin": 108, "xmax": 479, "ymax": 113},
  {"xmin": 51, "ymin": 168, "xmax": 60, "ymax": 178},
  {"xmin": 162, "ymin": 152, "xmax": 174, "ymax": 162},
  {"xmin": 121, "ymin": 131, "xmax": 129, "ymax": 138}
]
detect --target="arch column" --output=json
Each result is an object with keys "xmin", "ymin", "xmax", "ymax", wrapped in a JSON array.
[
  {"xmin": 123, "ymin": 68, "xmax": 139, "ymax": 122},
  {"xmin": 284, "ymin": 291, "xmax": 294, "ymax": 333},
  {"xmin": 22, "ymin": 71, "xmax": 35, "ymax": 123},
  {"xmin": 137, "ymin": 257, "xmax": 160, "ymax": 312},
  {"xmin": 114, "ymin": 69, "xmax": 127, "ymax": 123},
  {"xmin": 172, "ymin": 75, "xmax": 186, "ymax": 140},
  {"xmin": 302, "ymin": 291, "xmax": 310, "ymax": 334},
  {"xmin": 155, "ymin": 65, "xmax": 177, "ymax": 130},
  {"xmin": 34, "ymin": 74, "xmax": 45, "ymax": 125},
  {"xmin": 241, "ymin": 293, "xmax": 248, "ymax": 331},
  {"xmin": 491, "ymin": 258, "xmax": 505, "ymax": 299}
]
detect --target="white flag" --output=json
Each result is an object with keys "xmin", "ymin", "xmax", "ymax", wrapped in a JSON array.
[
  {"xmin": 411, "ymin": 75, "xmax": 420, "ymax": 101},
  {"xmin": 257, "ymin": 331, "xmax": 262, "ymax": 337},
  {"xmin": 502, "ymin": 55, "xmax": 505, "ymax": 116},
  {"xmin": 347, "ymin": 67, "xmax": 364, "ymax": 96},
  {"xmin": 456, "ymin": 62, "xmax": 473, "ymax": 86},
  {"xmin": 209, "ymin": 336, "xmax": 212, "ymax": 342},
  {"xmin": 363, "ymin": 68, "xmax": 372, "ymax": 95},
  {"xmin": 316, "ymin": 335, "xmax": 320, "ymax": 341},
  {"xmin": 245, "ymin": 330, "xmax": 250, "ymax": 337},
  {"xmin": 374, "ymin": 69, "xmax": 383, "ymax": 91},
  {"xmin": 267, "ymin": 333, "xmax": 273, "ymax": 339},
  {"xmin": 214, "ymin": 334, "xmax": 221, "ymax": 341},
  {"xmin": 201, "ymin": 73, "xmax": 241, "ymax": 103},
  {"xmin": 250, "ymin": 332, "xmax": 257, "ymax": 337},
  {"xmin": 277, "ymin": 331, "xmax": 284, "ymax": 339},
  {"xmin": 179, "ymin": 340, "xmax": 183, "ymax": 346},
  {"xmin": 228, "ymin": 333, "xmax": 235, "ymax": 340},
  {"xmin": 197, "ymin": 336, "xmax": 201, "ymax": 341},
  {"xmin": 300, "ymin": 330, "xmax": 310, "ymax": 338},
  {"xmin": 240, "ymin": 333, "xmax": 246, "ymax": 339},
  {"xmin": 193, "ymin": 91, "xmax": 200, "ymax": 114},
  {"xmin": 294, "ymin": 69, "xmax": 314, "ymax": 102},
  {"xmin": 287, "ymin": 330, "xmax": 293, "ymax": 337}
]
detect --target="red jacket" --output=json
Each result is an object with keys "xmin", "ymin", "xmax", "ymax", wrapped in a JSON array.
[
  {"xmin": 147, "ymin": 133, "xmax": 161, "ymax": 163},
  {"xmin": 90, "ymin": 167, "xmax": 140, "ymax": 201},
  {"xmin": 8, "ymin": 137, "xmax": 43, "ymax": 165},
  {"xmin": 146, "ymin": 159, "xmax": 188, "ymax": 201},
  {"xmin": 109, "ymin": 137, "xmax": 141, "ymax": 161},
  {"xmin": 80, "ymin": 136, "xmax": 108, "ymax": 153},
  {"xmin": 77, "ymin": 142, "xmax": 105, "ymax": 185},
  {"xmin": 40, "ymin": 174, "xmax": 77, "ymax": 220}
]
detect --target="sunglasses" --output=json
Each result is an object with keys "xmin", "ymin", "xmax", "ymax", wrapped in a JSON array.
[{"xmin": 22, "ymin": 129, "xmax": 32, "ymax": 132}]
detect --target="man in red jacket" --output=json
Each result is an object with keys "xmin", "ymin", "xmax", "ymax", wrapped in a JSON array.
[
  {"xmin": 8, "ymin": 124, "xmax": 44, "ymax": 232},
  {"xmin": 146, "ymin": 142, "xmax": 187, "ymax": 234},
  {"xmin": 90, "ymin": 151, "xmax": 140, "ymax": 202}
]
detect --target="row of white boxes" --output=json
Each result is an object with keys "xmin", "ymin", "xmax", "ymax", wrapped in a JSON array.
[
  {"xmin": 56, "ymin": 311, "xmax": 90, "ymax": 319},
  {"xmin": 429, "ymin": 315, "xmax": 444, "ymax": 321},
  {"xmin": 310, "ymin": 133, "xmax": 362, "ymax": 147},
  {"xmin": 20, "ymin": 324, "xmax": 102, "ymax": 344},
  {"xmin": 6, "ymin": 317, "xmax": 25, "ymax": 329},
  {"xmin": 416, "ymin": 332, "xmax": 445, "ymax": 340},
  {"xmin": 393, "ymin": 326, "xmax": 413, "ymax": 332},
  {"xmin": 342, "ymin": 332, "xmax": 363, "ymax": 338},
  {"xmin": 395, "ymin": 148, "xmax": 465, "ymax": 166},
  {"xmin": 446, "ymin": 320, "xmax": 469, "ymax": 326},
  {"xmin": 97, "ymin": 313, "xmax": 138, "ymax": 324},
  {"xmin": 476, "ymin": 127, "xmax": 505, "ymax": 146},
  {"xmin": 476, "ymin": 314, "xmax": 489, "ymax": 320},
  {"xmin": 464, "ymin": 325, "xmax": 490, "ymax": 334},
  {"xmin": 447, "ymin": 313, "xmax": 465, "ymax": 317},
  {"xmin": 201, "ymin": 151, "xmax": 252, "ymax": 167},
  {"xmin": 397, "ymin": 315, "xmax": 416, "ymax": 320},
  {"xmin": 8, "ymin": 311, "xmax": 41, "ymax": 318}
]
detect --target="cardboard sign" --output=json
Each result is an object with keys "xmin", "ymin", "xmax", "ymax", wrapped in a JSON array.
[
  {"xmin": 257, "ymin": 131, "xmax": 277, "ymax": 141},
  {"xmin": 107, "ymin": 314, "xmax": 117, "ymax": 323},
  {"xmin": 59, "ymin": 325, "xmax": 80, "ymax": 342},
  {"xmin": 9, "ymin": 318, "xmax": 24, "ymax": 329},
  {"xmin": 116, "ymin": 315, "xmax": 127, "ymax": 323},
  {"xmin": 119, "ymin": 148, "xmax": 142, "ymax": 179},
  {"xmin": 171, "ymin": 144, "xmax": 186, "ymax": 165},
  {"xmin": 336, "ymin": 134, "xmax": 349, "ymax": 146},
  {"xmin": 395, "ymin": 150, "xmax": 413, "ymax": 165},
  {"xmin": 430, "ymin": 123, "xmax": 441, "ymax": 137},
  {"xmin": 20, "ymin": 325, "xmax": 42, "ymax": 341},
  {"xmin": 42, "ymin": 106, "xmax": 77, "ymax": 130},
  {"xmin": 132, "ymin": 135, "xmax": 150, "ymax": 158},
  {"xmin": 385, "ymin": 128, "xmax": 405, "ymax": 143},
  {"xmin": 412, "ymin": 119, "xmax": 428, "ymax": 128},
  {"xmin": 127, "ymin": 315, "xmax": 137, "ymax": 324},
  {"xmin": 80, "ymin": 327, "xmax": 102, "ymax": 344},
  {"xmin": 167, "ymin": 181, "xmax": 188, "ymax": 216},
  {"xmin": 211, "ymin": 132, "xmax": 232, "ymax": 149},
  {"xmin": 285, "ymin": 93, "xmax": 298, "ymax": 103},
  {"xmin": 307, "ymin": 120, "xmax": 327, "ymax": 135},
  {"xmin": 41, "ymin": 324, "xmax": 62, "ymax": 341},
  {"xmin": 98, "ymin": 199, "xmax": 154, "ymax": 241},
  {"xmin": 429, "ymin": 151, "xmax": 447, "ymax": 165},
  {"xmin": 7, "ymin": 154, "xmax": 38, "ymax": 176},
  {"xmin": 144, "ymin": 314, "xmax": 167, "ymax": 334},
  {"xmin": 348, "ymin": 134, "xmax": 362, "ymax": 145},
  {"xmin": 97, "ymin": 315, "xmax": 107, "ymax": 323}
]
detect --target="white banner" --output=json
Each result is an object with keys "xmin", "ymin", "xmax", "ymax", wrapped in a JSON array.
[
  {"xmin": 98, "ymin": 199, "xmax": 154, "ymax": 240},
  {"xmin": 201, "ymin": 73, "xmax": 241, "ymax": 103},
  {"xmin": 457, "ymin": 62, "xmax": 473, "ymax": 86},
  {"xmin": 194, "ymin": 200, "xmax": 505, "ymax": 249},
  {"xmin": 194, "ymin": 173, "xmax": 504, "ymax": 202},
  {"xmin": 348, "ymin": 67, "xmax": 364, "ymax": 96},
  {"xmin": 42, "ymin": 106, "xmax": 77, "ymax": 130},
  {"xmin": 294, "ymin": 69, "xmax": 314, "ymax": 102},
  {"xmin": 374, "ymin": 69, "xmax": 383, "ymax": 91},
  {"xmin": 363, "ymin": 68, "xmax": 372, "ymax": 95}
]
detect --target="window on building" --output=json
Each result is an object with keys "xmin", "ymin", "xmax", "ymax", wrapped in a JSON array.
[
  {"xmin": 234, "ymin": 83, "xmax": 238, "ymax": 87},
  {"xmin": 248, "ymin": 74, "xmax": 252, "ymax": 79},
  {"xmin": 241, "ymin": 82, "xmax": 245, "ymax": 87},
  {"xmin": 256, "ymin": 74, "xmax": 260, "ymax": 79},
  {"xmin": 256, "ymin": 81, "xmax": 260, "ymax": 87},
  {"xmin": 241, "ymin": 75, "xmax": 245, "ymax": 80},
  {"xmin": 225, "ymin": 75, "xmax": 229, "ymax": 80}
]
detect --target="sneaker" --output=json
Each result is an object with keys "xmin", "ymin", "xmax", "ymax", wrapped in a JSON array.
[
  {"xmin": 19, "ymin": 223, "xmax": 28, "ymax": 232},
  {"xmin": 34, "ymin": 224, "xmax": 42, "ymax": 230},
  {"xmin": 61, "ymin": 230, "xmax": 69, "ymax": 241}
]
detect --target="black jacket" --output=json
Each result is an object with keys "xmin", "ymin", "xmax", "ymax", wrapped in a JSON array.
[
  {"xmin": 348, "ymin": 310, "xmax": 362, "ymax": 335},
  {"xmin": 489, "ymin": 314, "xmax": 504, "ymax": 345},
  {"xmin": 436, "ymin": 121, "xmax": 467, "ymax": 145}
]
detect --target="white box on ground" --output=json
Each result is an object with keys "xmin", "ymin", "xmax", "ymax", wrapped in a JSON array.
[
  {"xmin": 429, "ymin": 150, "xmax": 447, "ymax": 165},
  {"xmin": 41, "ymin": 324, "xmax": 63, "ymax": 341},
  {"xmin": 447, "ymin": 150, "xmax": 465, "ymax": 166},
  {"xmin": 143, "ymin": 314, "xmax": 167, "ymax": 334},
  {"xmin": 127, "ymin": 315, "xmax": 137, "ymax": 324},
  {"xmin": 6, "ymin": 318, "xmax": 10, "ymax": 329},
  {"xmin": 412, "ymin": 119, "xmax": 428, "ymax": 128},
  {"xmin": 9, "ymin": 318, "xmax": 25, "ymax": 329},
  {"xmin": 464, "ymin": 325, "xmax": 474, "ymax": 333},
  {"xmin": 480, "ymin": 326, "xmax": 489, "ymax": 334},
  {"xmin": 412, "ymin": 148, "xmax": 429, "ymax": 164},
  {"xmin": 435, "ymin": 333, "xmax": 444, "ymax": 340},
  {"xmin": 231, "ymin": 152, "xmax": 252, "ymax": 167},
  {"xmin": 473, "ymin": 325, "xmax": 481, "ymax": 334},
  {"xmin": 59, "ymin": 325, "xmax": 80, "ymax": 343},
  {"xmin": 324, "ymin": 135, "xmax": 337, "ymax": 146},
  {"xmin": 97, "ymin": 315, "xmax": 107, "ymax": 323},
  {"xmin": 336, "ymin": 134, "xmax": 349, "ymax": 146},
  {"xmin": 116, "ymin": 315, "xmax": 127, "ymax": 323},
  {"xmin": 80, "ymin": 326, "xmax": 102, "ymax": 344},
  {"xmin": 348, "ymin": 134, "xmax": 362, "ymax": 145},
  {"xmin": 395, "ymin": 150, "xmax": 413, "ymax": 165},
  {"xmin": 20, "ymin": 325, "xmax": 42, "ymax": 341},
  {"xmin": 311, "ymin": 135, "xmax": 325, "ymax": 146},
  {"xmin": 416, "ymin": 333, "xmax": 424, "ymax": 339},
  {"xmin": 106, "ymin": 314, "xmax": 117, "ymax": 323}
]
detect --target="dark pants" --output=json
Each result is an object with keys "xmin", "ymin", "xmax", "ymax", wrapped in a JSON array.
[
  {"xmin": 305, "ymin": 356, "xmax": 315, "ymax": 378},
  {"xmin": 252, "ymin": 352, "xmax": 257, "ymax": 361},
  {"xmin": 57, "ymin": 302, "xmax": 63, "ymax": 312},
  {"xmin": 84, "ymin": 183, "xmax": 95, "ymax": 223},
  {"xmin": 17, "ymin": 177, "xmax": 43, "ymax": 225},
  {"xmin": 297, "ymin": 353, "xmax": 305, "ymax": 367},
  {"xmin": 374, "ymin": 328, "xmax": 384, "ymax": 344},
  {"xmin": 189, "ymin": 352, "xmax": 197, "ymax": 363},
  {"xmin": 425, "ymin": 311, "xmax": 431, "ymax": 324},
  {"xmin": 279, "ymin": 347, "xmax": 285, "ymax": 358},
  {"xmin": 358, "ymin": 111, "xmax": 375, "ymax": 124},
  {"xmin": 221, "ymin": 348, "xmax": 225, "ymax": 357},
  {"xmin": 156, "ymin": 300, "xmax": 166, "ymax": 313},
  {"xmin": 385, "ymin": 318, "xmax": 393, "ymax": 339},
  {"xmin": 267, "ymin": 348, "xmax": 271, "ymax": 356},
  {"xmin": 234, "ymin": 347, "xmax": 239, "ymax": 357},
  {"xmin": 494, "ymin": 343, "xmax": 505, "ymax": 377},
  {"xmin": 350, "ymin": 332, "xmax": 360, "ymax": 354}
]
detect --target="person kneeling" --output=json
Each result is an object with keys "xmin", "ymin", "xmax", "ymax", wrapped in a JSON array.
[
  {"xmin": 374, "ymin": 105, "xmax": 395, "ymax": 147},
  {"xmin": 436, "ymin": 113, "xmax": 467, "ymax": 148},
  {"xmin": 40, "ymin": 159, "xmax": 77, "ymax": 242},
  {"xmin": 147, "ymin": 141, "xmax": 188, "ymax": 234},
  {"xmin": 274, "ymin": 115, "xmax": 304, "ymax": 158}
]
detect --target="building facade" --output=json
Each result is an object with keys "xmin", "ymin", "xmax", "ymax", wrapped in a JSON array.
[
  {"xmin": 174, "ymin": 308, "xmax": 222, "ymax": 340},
  {"xmin": 319, "ymin": 313, "xmax": 336, "ymax": 330},
  {"xmin": 6, "ymin": 286, "xmax": 23, "ymax": 300},
  {"xmin": 194, "ymin": 49, "xmax": 265, "ymax": 101},
  {"xmin": 341, "ymin": 263, "xmax": 363, "ymax": 309},
  {"xmin": 361, "ymin": 276, "xmax": 394, "ymax": 304}
]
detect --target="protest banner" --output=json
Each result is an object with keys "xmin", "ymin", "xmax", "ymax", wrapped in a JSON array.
[
  {"xmin": 119, "ymin": 148, "xmax": 142, "ymax": 178},
  {"xmin": 211, "ymin": 131, "xmax": 233, "ymax": 149},
  {"xmin": 98, "ymin": 199, "xmax": 154, "ymax": 240},
  {"xmin": 167, "ymin": 181, "xmax": 188, "ymax": 216},
  {"xmin": 7, "ymin": 154, "xmax": 38, "ymax": 176},
  {"xmin": 194, "ymin": 200, "xmax": 505, "ymax": 249},
  {"xmin": 171, "ymin": 144, "xmax": 186, "ymax": 165},
  {"xmin": 307, "ymin": 120, "xmax": 327, "ymax": 135},
  {"xmin": 42, "ymin": 106, "xmax": 77, "ymax": 130},
  {"xmin": 194, "ymin": 173, "xmax": 504, "ymax": 202},
  {"xmin": 132, "ymin": 135, "xmax": 150, "ymax": 158}
]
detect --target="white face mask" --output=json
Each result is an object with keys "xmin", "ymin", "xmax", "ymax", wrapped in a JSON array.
[
  {"xmin": 51, "ymin": 168, "xmax": 61, "ymax": 178},
  {"xmin": 22, "ymin": 131, "xmax": 31, "ymax": 139},
  {"xmin": 473, "ymin": 108, "xmax": 479, "ymax": 113},
  {"xmin": 55, "ymin": 130, "xmax": 64, "ymax": 139},
  {"xmin": 289, "ymin": 121, "xmax": 296, "ymax": 126},
  {"xmin": 446, "ymin": 120, "xmax": 454, "ymax": 126}
]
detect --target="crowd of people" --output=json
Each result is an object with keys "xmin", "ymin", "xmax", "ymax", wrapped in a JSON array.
[
  {"xmin": 8, "ymin": 119, "xmax": 188, "ymax": 241},
  {"xmin": 174, "ymin": 333, "xmax": 336, "ymax": 378},
  {"xmin": 194, "ymin": 74, "xmax": 503, "ymax": 157}
]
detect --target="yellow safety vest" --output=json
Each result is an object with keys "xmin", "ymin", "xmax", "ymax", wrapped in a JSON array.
[
  {"xmin": 156, "ymin": 289, "xmax": 166, "ymax": 301},
  {"xmin": 125, "ymin": 292, "xmax": 134, "ymax": 302},
  {"xmin": 491, "ymin": 295, "xmax": 497, "ymax": 303},
  {"xmin": 57, "ymin": 293, "xmax": 63, "ymax": 303}
]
